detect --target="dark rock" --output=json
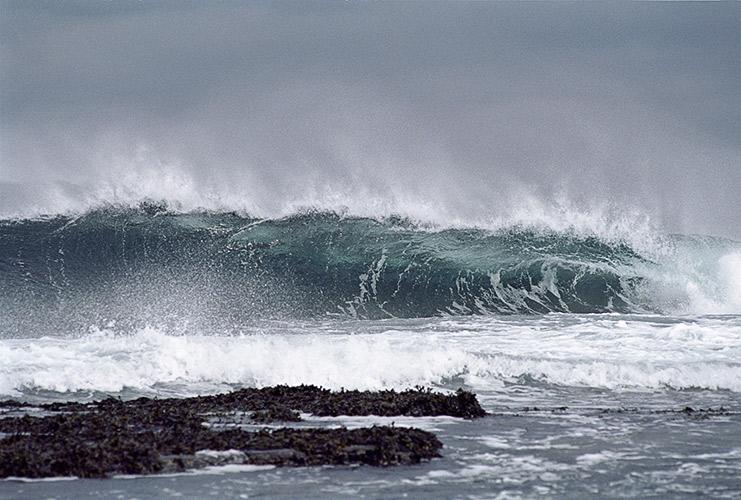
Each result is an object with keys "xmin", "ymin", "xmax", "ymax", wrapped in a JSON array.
[
  {"xmin": 0, "ymin": 400, "xmax": 30, "ymax": 408},
  {"xmin": 0, "ymin": 385, "xmax": 476, "ymax": 478},
  {"xmin": 250, "ymin": 405, "xmax": 302, "ymax": 423}
]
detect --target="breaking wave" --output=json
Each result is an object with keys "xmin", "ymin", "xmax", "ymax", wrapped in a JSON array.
[{"xmin": 1, "ymin": 204, "xmax": 740, "ymax": 336}]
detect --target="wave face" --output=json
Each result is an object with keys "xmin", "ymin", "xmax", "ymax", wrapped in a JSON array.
[{"xmin": 1, "ymin": 205, "xmax": 740, "ymax": 336}]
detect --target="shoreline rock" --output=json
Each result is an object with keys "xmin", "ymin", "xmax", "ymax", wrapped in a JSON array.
[{"xmin": 0, "ymin": 385, "xmax": 485, "ymax": 479}]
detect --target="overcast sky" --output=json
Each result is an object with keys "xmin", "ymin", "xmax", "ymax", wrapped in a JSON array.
[{"xmin": 1, "ymin": 1, "xmax": 739, "ymax": 238}]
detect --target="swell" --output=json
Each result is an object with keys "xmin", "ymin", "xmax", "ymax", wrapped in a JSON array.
[{"xmin": 0, "ymin": 205, "xmax": 738, "ymax": 335}]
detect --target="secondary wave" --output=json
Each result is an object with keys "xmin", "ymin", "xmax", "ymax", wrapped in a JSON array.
[
  {"xmin": 1, "ymin": 204, "xmax": 739, "ymax": 335},
  {"xmin": 3, "ymin": 317, "xmax": 741, "ymax": 398}
]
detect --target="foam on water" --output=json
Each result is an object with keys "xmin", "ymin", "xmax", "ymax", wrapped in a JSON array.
[
  {"xmin": 2, "ymin": 315, "xmax": 740, "ymax": 401},
  {"xmin": 715, "ymin": 253, "xmax": 741, "ymax": 312},
  {"xmin": 639, "ymin": 242, "xmax": 741, "ymax": 316}
]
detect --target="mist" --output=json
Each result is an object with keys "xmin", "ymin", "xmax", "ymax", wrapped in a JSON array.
[{"xmin": 1, "ymin": 1, "xmax": 739, "ymax": 239}]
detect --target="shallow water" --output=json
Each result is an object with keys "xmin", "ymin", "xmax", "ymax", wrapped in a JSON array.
[
  {"xmin": 2, "ymin": 314, "xmax": 741, "ymax": 499},
  {"xmin": 3, "ymin": 400, "xmax": 740, "ymax": 499}
]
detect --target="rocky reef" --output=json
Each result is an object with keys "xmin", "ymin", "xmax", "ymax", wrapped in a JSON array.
[{"xmin": 0, "ymin": 385, "xmax": 486, "ymax": 478}]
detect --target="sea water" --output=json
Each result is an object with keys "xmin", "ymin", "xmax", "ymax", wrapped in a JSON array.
[{"xmin": 1, "ymin": 207, "xmax": 740, "ymax": 499}]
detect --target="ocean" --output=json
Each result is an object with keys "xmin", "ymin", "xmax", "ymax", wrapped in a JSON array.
[{"xmin": 1, "ymin": 205, "xmax": 740, "ymax": 499}]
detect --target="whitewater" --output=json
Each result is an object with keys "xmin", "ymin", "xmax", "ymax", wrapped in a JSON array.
[{"xmin": 2, "ymin": 202, "xmax": 741, "ymax": 499}]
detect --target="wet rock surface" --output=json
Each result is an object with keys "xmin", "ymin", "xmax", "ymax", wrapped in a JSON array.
[{"xmin": 0, "ymin": 385, "xmax": 485, "ymax": 478}]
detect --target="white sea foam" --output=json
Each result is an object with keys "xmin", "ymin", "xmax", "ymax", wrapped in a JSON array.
[
  {"xmin": 672, "ymin": 250, "xmax": 741, "ymax": 315},
  {"xmin": 576, "ymin": 451, "xmax": 625, "ymax": 466},
  {"xmin": 1, "ymin": 315, "xmax": 740, "ymax": 399},
  {"xmin": 0, "ymin": 326, "xmax": 467, "ymax": 396},
  {"xmin": 627, "ymin": 239, "xmax": 741, "ymax": 316},
  {"xmin": 717, "ymin": 253, "xmax": 741, "ymax": 312}
]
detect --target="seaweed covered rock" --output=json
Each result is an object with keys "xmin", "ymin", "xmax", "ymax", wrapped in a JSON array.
[
  {"xmin": 0, "ymin": 385, "xmax": 485, "ymax": 478},
  {"xmin": 185, "ymin": 385, "xmax": 487, "ymax": 420},
  {"xmin": 302, "ymin": 386, "xmax": 487, "ymax": 419},
  {"xmin": 0, "ymin": 415, "xmax": 441, "ymax": 478}
]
